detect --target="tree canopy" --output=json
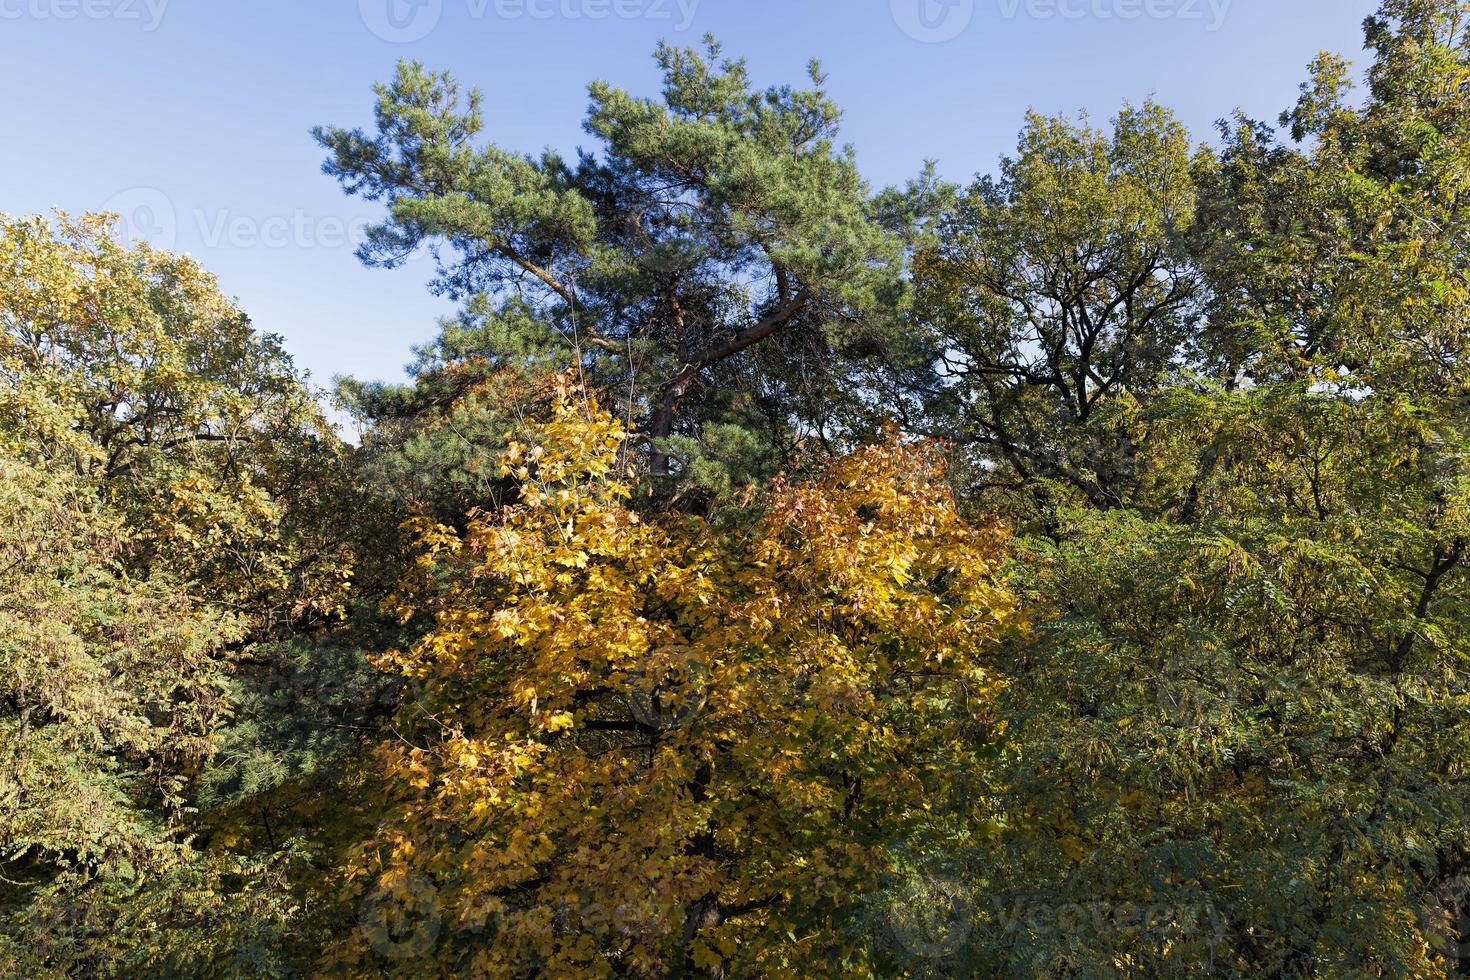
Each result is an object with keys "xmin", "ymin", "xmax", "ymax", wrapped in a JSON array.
[{"xmin": 8, "ymin": 2, "xmax": 1470, "ymax": 976}]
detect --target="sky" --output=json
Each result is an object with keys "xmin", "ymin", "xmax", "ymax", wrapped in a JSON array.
[{"xmin": 2, "ymin": 0, "xmax": 1382, "ymax": 390}]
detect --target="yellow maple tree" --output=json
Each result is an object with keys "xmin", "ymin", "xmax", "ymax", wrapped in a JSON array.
[{"xmin": 328, "ymin": 379, "xmax": 1017, "ymax": 977}]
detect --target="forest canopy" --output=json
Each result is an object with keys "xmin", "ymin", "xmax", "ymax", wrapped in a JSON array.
[{"xmin": 5, "ymin": 1, "xmax": 1470, "ymax": 976}]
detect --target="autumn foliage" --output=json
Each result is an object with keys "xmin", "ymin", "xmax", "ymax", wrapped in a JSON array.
[
  {"xmin": 10, "ymin": 3, "xmax": 1470, "ymax": 976},
  {"xmin": 327, "ymin": 381, "xmax": 1015, "ymax": 976}
]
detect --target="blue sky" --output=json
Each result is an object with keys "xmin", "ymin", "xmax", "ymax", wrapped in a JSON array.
[{"xmin": 2, "ymin": 0, "xmax": 1380, "ymax": 389}]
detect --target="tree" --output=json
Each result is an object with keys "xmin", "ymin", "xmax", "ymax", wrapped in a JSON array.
[
  {"xmin": 970, "ymin": 384, "xmax": 1470, "ymax": 975},
  {"xmin": 0, "ymin": 213, "xmax": 357, "ymax": 630},
  {"xmin": 910, "ymin": 103, "xmax": 1202, "ymax": 520},
  {"xmin": 324, "ymin": 379, "xmax": 1016, "ymax": 978},
  {"xmin": 911, "ymin": 4, "xmax": 1470, "ymax": 974},
  {"xmin": 0, "ymin": 214, "xmax": 357, "ymax": 975},
  {"xmin": 12, "ymin": 2, "xmax": 1470, "ymax": 974},
  {"xmin": 314, "ymin": 41, "xmax": 908, "ymax": 494}
]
